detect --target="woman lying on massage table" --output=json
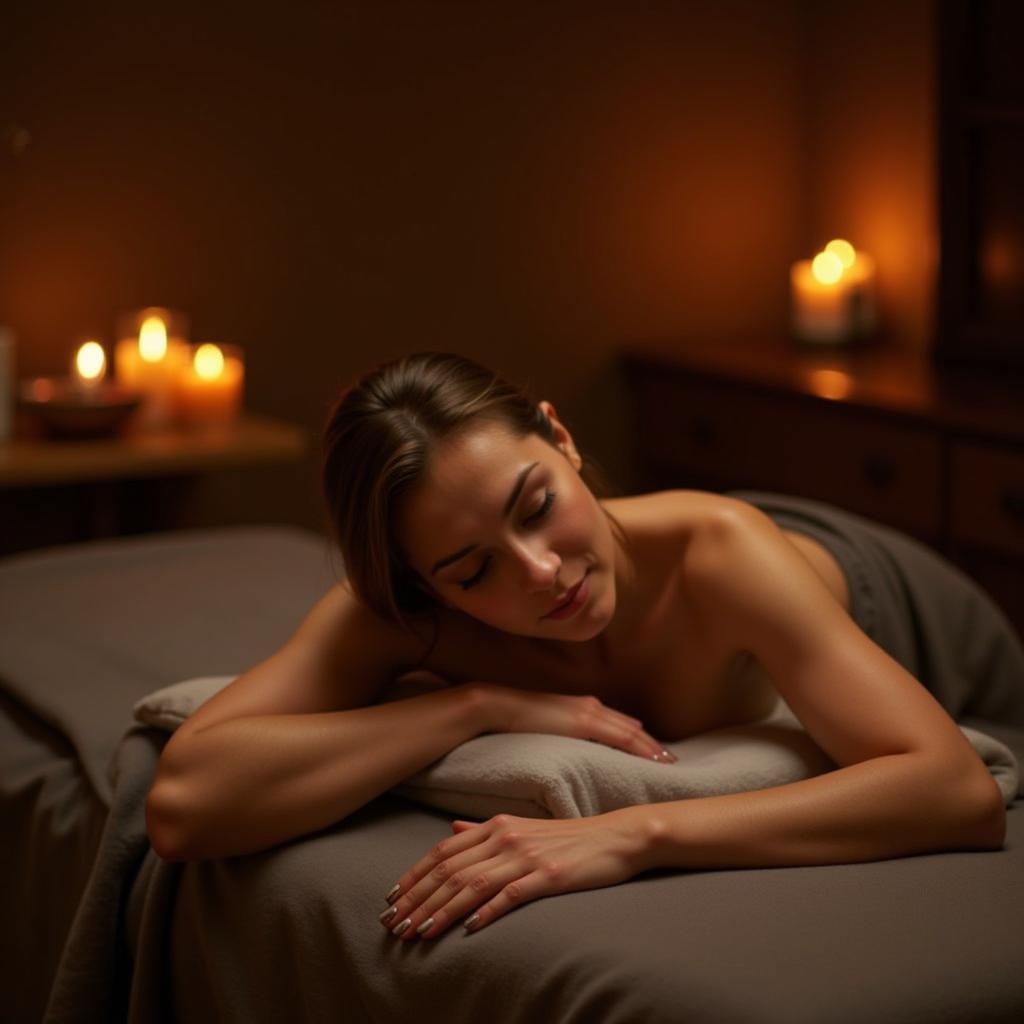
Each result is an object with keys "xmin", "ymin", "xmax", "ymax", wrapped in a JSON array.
[{"xmin": 145, "ymin": 351, "xmax": 1012, "ymax": 942}]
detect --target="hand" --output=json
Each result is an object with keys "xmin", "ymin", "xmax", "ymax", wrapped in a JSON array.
[
  {"xmin": 379, "ymin": 810, "xmax": 648, "ymax": 941},
  {"xmin": 471, "ymin": 682, "xmax": 678, "ymax": 764}
]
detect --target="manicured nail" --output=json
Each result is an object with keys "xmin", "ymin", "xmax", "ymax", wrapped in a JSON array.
[
  {"xmin": 416, "ymin": 917, "xmax": 434, "ymax": 935},
  {"xmin": 662, "ymin": 749, "xmax": 678, "ymax": 763},
  {"xmin": 392, "ymin": 917, "xmax": 412, "ymax": 937},
  {"xmin": 379, "ymin": 906, "xmax": 398, "ymax": 925},
  {"xmin": 386, "ymin": 883, "xmax": 401, "ymax": 904},
  {"xmin": 464, "ymin": 913, "xmax": 480, "ymax": 930}
]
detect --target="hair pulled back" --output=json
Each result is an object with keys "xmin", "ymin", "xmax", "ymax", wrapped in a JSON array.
[{"xmin": 321, "ymin": 352, "xmax": 621, "ymax": 642}]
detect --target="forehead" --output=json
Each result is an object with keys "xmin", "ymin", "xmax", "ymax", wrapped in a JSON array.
[{"xmin": 397, "ymin": 425, "xmax": 551, "ymax": 562}]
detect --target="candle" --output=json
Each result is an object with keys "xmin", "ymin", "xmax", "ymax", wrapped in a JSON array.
[
  {"xmin": 790, "ymin": 239, "xmax": 877, "ymax": 345},
  {"xmin": 174, "ymin": 342, "xmax": 244, "ymax": 427},
  {"xmin": 114, "ymin": 308, "xmax": 189, "ymax": 428},
  {"xmin": 71, "ymin": 340, "xmax": 107, "ymax": 398}
]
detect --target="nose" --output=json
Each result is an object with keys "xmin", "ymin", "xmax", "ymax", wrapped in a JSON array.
[{"xmin": 511, "ymin": 536, "xmax": 561, "ymax": 593}]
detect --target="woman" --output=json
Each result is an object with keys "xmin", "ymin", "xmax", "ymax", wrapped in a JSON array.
[{"xmin": 146, "ymin": 351, "xmax": 1019, "ymax": 943}]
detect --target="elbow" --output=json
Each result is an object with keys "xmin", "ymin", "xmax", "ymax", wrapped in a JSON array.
[
  {"xmin": 145, "ymin": 778, "xmax": 203, "ymax": 863},
  {"xmin": 960, "ymin": 770, "xmax": 1007, "ymax": 850}
]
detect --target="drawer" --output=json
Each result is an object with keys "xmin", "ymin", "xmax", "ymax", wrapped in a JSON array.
[
  {"xmin": 631, "ymin": 374, "xmax": 943, "ymax": 539},
  {"xmin": 950, "ymin": 441, "xmax": 1024, "ymax": 558}
]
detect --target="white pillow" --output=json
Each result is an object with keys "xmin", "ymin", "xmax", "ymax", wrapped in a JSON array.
[{"xmin": 133, "ymin": 674, "xmax": 1019, "ymax": 818}]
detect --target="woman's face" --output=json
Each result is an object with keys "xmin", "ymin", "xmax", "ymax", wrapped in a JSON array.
[{"xmin": 396, "ymin": 413, "xmax": 617, "ymax": 641}]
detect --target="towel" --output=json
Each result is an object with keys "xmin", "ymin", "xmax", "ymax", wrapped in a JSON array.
[{"xmin": 134, "ymin": 674, "xmax": 1020, "ymax": 818}]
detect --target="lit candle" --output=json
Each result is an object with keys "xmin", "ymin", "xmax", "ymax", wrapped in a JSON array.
[
  {"xmin": 174, "ymin": 342, "xmax": 244, "ymax": 427},
  {"xmin": 71, "ymin": 340, "xmax": 107, "ymax": 398},
  {"xmin": 790, "ymin": 239, "xmax": 877, "ymax": 345},
  {"xmin": 114, "ymin": 308, "xmax": 189, "ymax": 428}
]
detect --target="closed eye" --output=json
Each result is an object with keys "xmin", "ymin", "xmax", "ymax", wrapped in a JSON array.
[
  {"xmin": 457, "ymin": 489, "xmax": 557, "ymax": 591},
  {"xmin": 525, "ymin": 488, "xmax": 556, "ymax": 526}
]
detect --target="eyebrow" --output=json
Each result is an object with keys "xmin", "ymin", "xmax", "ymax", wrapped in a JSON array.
[{"xmin": 430, "ymin": 461, "xmax": 540, "ymax": 576}]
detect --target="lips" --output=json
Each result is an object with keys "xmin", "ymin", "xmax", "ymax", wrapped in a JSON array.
[{"xmin": 543, "ymin": 572, "xmax": 587, "ymax": 618}]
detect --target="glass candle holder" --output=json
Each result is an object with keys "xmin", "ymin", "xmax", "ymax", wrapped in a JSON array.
[
  {"xmin": 790, "ymin": 240, "xmax": 877, "ymax": 346},
  {"xmin": 114, "ymin": 307, "xmax": 190, "ymax": 429},
  {"xmin": 173, "ymin": 342, "xmax": 245, "ymax": 428}
]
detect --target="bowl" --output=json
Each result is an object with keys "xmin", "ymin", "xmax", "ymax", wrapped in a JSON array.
[{"xmin": 18, "ymin": 377, "xmax": 144, "ymax": 439}]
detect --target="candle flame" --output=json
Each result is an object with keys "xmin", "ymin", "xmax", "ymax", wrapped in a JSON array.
[
  {"xmin": 139, "ymin": 316, "xmax": 168, "ymax": 362},
  {"xmin": 811, "ymin": 251, "xmax": 844, "ymax": 285},
  {"xmin": 75, "ymin": 340, "xmax": 106, "ymax": 381},
  {"xmin": 194, "ymin": 343, "xmax": 225, "ymax": 381},
  {"xmin": 824, "ymin": 239, "xmax": 856, "ymax": 269}
]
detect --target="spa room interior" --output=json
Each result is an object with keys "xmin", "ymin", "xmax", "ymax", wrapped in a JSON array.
[{"xmin": 2, "ymin": 2, "xmax": 1023, "ymax": 1022}]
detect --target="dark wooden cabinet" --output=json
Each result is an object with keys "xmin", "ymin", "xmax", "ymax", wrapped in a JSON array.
[
  {"xmin": 621, "ymin": 336, "xmax": 1024, "ymax": 639},
  {"xmin": 937, "ymin": 0, "xmax": 1024, "ymax": 373}
]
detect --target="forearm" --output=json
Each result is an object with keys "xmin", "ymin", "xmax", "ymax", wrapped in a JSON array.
[
  {"xmin": 613, "ymin": 753, "xmax": 1006, "ymax": 873},
  {"xmin": 147, "ymin": 685, "xmax": 487, "ymax": 861}
]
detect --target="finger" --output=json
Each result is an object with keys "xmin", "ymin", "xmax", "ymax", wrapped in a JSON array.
[
  {"xmin": 404, "ymin": 852, "xmax": 541, "ymax": 940},
  {"xmin": 383, "ymin": 823, "xmax": 495, "ymax": 913},
  {"xmin": 460, "ymin": 869, "xmax": 552, "ymax": 935},
  {"xmin": 598, "ymin": 720, "xmax": 673, "ymax": 762},
  {"xmin": 605, "ymin": 708, "xmax": 645, "ymax": 730}
]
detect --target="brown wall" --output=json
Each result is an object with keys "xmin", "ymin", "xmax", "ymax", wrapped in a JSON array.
[
  {"xmin": 802, "ymin": 0, "xmax": 936, "ymax": 354},
  {"xmin": 0, "ymin": 1, "xmax": 933, "ymax": 538}
]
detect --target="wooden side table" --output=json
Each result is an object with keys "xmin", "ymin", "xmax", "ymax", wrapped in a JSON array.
[
  {"xmin": 0, "ymin": 413, "xmax": 307, "ymax": 554},
  {"xmin": 620, "ymin": 336, "xmax": 1024, "ymax": 639}
]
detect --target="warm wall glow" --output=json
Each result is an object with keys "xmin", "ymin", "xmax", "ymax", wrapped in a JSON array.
[
  {"xmin": 811, "ymin": 250, "xmax": 843, "ymax": 285},
  {"xmin": 74, "ymin": 340, "xmax": 106, "ymax": 381},
  {"xmin": 194, "ymin": 343, "xmax": 225, "ymax": 380},
  {"xmin": 139, "ymin": 316, "xmax": 168, "ymax": 362}
]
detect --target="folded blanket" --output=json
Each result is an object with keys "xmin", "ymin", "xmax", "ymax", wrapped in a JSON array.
[{"xmin": 134, "ymin": 674, "xmax": 1020, "ymax": 818}]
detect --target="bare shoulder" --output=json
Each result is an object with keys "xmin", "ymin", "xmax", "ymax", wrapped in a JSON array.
[
  {"xmin": 601, "ymin": 488, "xmax": 752, "ymax": 577},
  {"xmin": 676, "ymin": 494, "xmax": 851, "ymax": 649}
]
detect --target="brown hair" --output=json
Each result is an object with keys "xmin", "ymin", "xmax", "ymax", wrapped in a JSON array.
[{"xmin": 321, "ymin": 351, "xmax": 627, "ymax": 650}]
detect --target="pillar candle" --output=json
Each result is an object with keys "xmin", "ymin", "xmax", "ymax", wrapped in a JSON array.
[
  {"xmin": 114, "ymin": 314, "xmax": 189, "ymax": 428},
  {"xmin": 174, "ymin": 343, "xmax": 244, "ymax": 427},
  {"xmin": 790, "ymin": 240, "xmax": 877, "ymax": 345}
]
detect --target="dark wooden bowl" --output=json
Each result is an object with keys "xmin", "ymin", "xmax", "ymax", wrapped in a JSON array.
[{"xmin": 18, "ymin": 377, "xmax": 144, "ymax": 438}]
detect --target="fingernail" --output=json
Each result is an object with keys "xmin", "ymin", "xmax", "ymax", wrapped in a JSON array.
[
  {"xmin": 464, "ymin": 913, "xmax": 480, "ymax": 930},
  {"xmin": 662, "ymin": 749, "xmax": 678, "ymax": 763},
  {"xmin": 416, "ymin": 917, "xmax": 434, "ymax": 935},
  {"xmin": 392, "ymin": 917, "xmax": 412, "ymax": 937},
  {"xmin": 386, "ymin": 883, "xmax": 401, "ymax": 904},
  {"xmin": 379, "ymin": 906, "xmax": 398, "ymax": 925}
]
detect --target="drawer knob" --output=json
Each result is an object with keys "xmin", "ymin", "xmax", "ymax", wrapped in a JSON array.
[
  {"xmin": 1001, "ymin": 487, "xmax": 1024, "ymax": 523},
  {"xmin": 688, "ymin": 416, "xmax": 717, "ymax": 447},
  {"xmin": 862, "ymin": 454, "xmax": 895, "ymax": 489}
]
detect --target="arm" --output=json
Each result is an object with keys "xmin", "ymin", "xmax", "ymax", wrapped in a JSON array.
[
  {"xmin": 146, "ymin": 579, "xmax": 491, "ymax": 862},
  {"xmin": 612, "ymin": 501, "xmax": 1006, "ymax": 874},
  {"xmin": 365, "ymin": 505, "xmax": 1004, "ymax": 942},
  {"xmin": 147, "ymin": 684, "xmax": 489, "ymax": 862}
]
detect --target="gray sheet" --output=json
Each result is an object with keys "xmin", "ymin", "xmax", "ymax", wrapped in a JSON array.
[
  {"xmin": 2, "ymin": 523, "xmax": 1023, "ymax": 1024},
  {"xmin": 727, "ymin": 489, "xmax": 1024, "ymax": 742}
]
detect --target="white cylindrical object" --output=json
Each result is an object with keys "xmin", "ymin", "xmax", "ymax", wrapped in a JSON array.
[{"xmin": 0, "ymin": 327, "xmax": 13, "ymax": 442}]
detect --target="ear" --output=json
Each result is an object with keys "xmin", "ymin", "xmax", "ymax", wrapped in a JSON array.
[{"xmin": 538, "ymin": 400, "xmax": 582, "ymax": 472}]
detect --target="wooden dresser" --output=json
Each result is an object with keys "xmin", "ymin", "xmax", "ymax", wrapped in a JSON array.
[{"xmin": 620, "ymin": 336, "xmax": 1024, "ymax": 640}]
